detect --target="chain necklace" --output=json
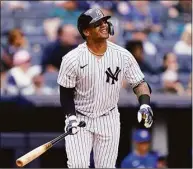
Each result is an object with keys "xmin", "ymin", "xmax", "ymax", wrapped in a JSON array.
[{"xmin": 88, "ymin": 47, "xmax": 105, "ymax": 56}]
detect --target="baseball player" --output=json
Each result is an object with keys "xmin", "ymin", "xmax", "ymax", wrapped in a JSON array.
[
  {"xmin": 121, "ymin": 129, "xmax": 158, "ymax": 168},
  {"xmin": 57, "ymin": 8, "xmax": 154, "ymax": 168}
]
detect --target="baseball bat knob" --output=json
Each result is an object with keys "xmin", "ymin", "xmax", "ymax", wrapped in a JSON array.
[{"xmin": 78, "ymin": 121, "xmax": 86, "ymax": 127}]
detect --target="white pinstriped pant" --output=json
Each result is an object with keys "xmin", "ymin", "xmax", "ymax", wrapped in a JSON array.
[{"xmin": 65, "ymin": 109, "xmax": 120, "ymax": 168}]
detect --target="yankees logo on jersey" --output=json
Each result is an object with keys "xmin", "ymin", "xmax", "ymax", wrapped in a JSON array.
[
  {"xmin": 105, "ymin": 67, "xmax": 121, "ymax": 84},
  {"xmin": 57, "ymin": 41, "xmax": 144, "ymax": 118}
]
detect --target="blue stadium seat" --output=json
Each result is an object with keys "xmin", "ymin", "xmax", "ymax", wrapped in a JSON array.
[
  {"xmin": 149, "ymin": 2, "xmax": 163, "ymax": 20},
  {"xmin": 14, "ymin": 10, "xmax": 37, "ymax": 18},
  {"xmin": 1, "ymin": 17, "xmax": 15, "ymax": 33},
  {"xmin": 14, "ymin": 9, "xmax": 50, "ymax": 19},
  {"xmin": 156, "ymin": 40, "xmax": 176, "ymax": 54},
  {"xmin": 163, "ymin": 19, "xmax": 185, "ymax": 39},
  {"xmin": 1, "ymin": 8, "xmax": 13, "ymax": 18},
  {"xmin": 27, "ymin": 35, "xmax": 49, "ymax": 46},
  {"xmin": 44, "ymin": 72, "xmax": 58, "ymax": 88},
  {"xmin": 30, "ymin": 45, "xmax": 43, "ymax": 65},
  {"xmin": 144, "ymin": 73, "xmax": 162, "ymax": 91},
  {"xmin": 144, "ymin": 54, "xmax": 157, "ymax": 64},
  {"xmin": 177, "ymin": 55, "xmax": 192, "ymax": 73},
  {"xmin": 178, "ymin": 73, "xmax": 190, "ymax": 88},
  {"xmin": 27, "ymin": 35, "xmax": 48, "ymax": 65},
  {"xmin": 29, "ymin": 2, "xmax": 54, "ymax": 11},
  {"xmin": 20, "ymin": 18, "xmax": 45, "ymax": 36},
  {"xmin": 1, "ymin": 36, "xmax": 8, "ymax": 46},
  {"xmin": 155, "ymin": 53, "xmax": 164, "ymax": 67}
]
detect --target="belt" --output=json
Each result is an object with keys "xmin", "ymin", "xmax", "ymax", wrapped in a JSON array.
[{"xmin": 76, "ymin": 107, "xmax": 115, "ymax": 117}]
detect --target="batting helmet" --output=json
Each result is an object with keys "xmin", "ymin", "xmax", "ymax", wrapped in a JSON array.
[
  {"xmin": 132, "ymin": 129, "xmax": 151, "ymax": 143},
  {"xmin": 77, "ymin": 8, "xmax": 114, "ymax": 39}
]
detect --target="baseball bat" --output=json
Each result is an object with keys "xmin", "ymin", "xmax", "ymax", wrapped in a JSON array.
[{"xmin": 16, "ymin": 121, "xmax": 86, "ymax": 168}]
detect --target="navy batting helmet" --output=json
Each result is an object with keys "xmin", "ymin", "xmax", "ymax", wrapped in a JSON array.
[{"xmin": 77, "ymin": 8, "xmax": 114, "ymax": 39}]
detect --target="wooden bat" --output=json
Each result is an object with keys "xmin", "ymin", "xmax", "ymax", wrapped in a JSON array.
[{"xmin": 16, "ymin": 121, "xmax": 86, "ymax": 167}]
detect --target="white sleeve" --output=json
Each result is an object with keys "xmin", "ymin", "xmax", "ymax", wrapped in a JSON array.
[
  {"xmin": 124, "ymin": 52, "xmax": 145, "ymax": 88},
  {"xmin": 57, "ymin": 54, "xmax": 78, "ymax": 88}
]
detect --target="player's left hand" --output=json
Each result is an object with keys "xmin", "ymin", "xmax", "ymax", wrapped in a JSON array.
[
  {"xmin": 137, "ymin": 104, "xmax": 153, "ymax": 128},
  {"xmin": 65, "ymin": 115, "xmax": 80, "ymax": 135}
]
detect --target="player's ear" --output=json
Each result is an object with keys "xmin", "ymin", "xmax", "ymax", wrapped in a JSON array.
[{"xmin": 83, "ymin": 28, "xmax": 90, "ymax": 38}]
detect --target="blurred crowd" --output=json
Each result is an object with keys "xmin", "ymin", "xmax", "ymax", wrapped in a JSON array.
[{"xmin": 0, "ymin": 0, "xmax": 192, "ymax": 96}]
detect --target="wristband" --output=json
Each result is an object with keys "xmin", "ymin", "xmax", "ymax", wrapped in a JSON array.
[{"xmin": 138, "ymin": 94, "xmax": 150, "ymax": 105}]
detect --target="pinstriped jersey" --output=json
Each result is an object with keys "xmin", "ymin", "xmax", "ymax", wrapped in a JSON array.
[{"xmin": 57, "ymin": 41, "xmax": 144, "ymax": 118}]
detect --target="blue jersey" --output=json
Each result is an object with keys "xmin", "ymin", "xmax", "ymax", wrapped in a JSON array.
[{"xmin": 121, "ymin": 152, "xmax": 158, "ymax": 168}]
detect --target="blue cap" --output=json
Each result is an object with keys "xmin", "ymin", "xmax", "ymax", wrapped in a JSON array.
[{"xmin": 133, "ymin": 129, "xmax": 150, "ymax": 142}]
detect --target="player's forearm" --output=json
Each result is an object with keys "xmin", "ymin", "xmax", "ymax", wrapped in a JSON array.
[
  {"xmin": 134, "ymin": 82, "xmax": 151, "ymax": 97},
  {"xmin": 59, "ymin": 86, "xmax": 76, "ymax": 117},
  {"xmin": 133, "ymin": 82, "xmax": 151, "ymax": 105}
]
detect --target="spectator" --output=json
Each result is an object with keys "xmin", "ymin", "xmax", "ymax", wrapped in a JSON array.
[
  {"xmin": 161, "ymin": 52, "xmax": 184, "ymax": 95},
  {"xmin": 115, "ymin": 1, "xmax": 131, "ymax": 17},
  {"xmin": 6, "ymin": 50, "xmax": 52, "ymax": 95},
  {"xmin": 157, "ymin": 155, "xmax": 168, "ymax": 168},
  {"xmin": 43, "ymin": 1, "xmax": 82, "ymax": 41},
  {"xmin": 97, "ymin": 2, "xmax": 123, "ymax": 45},
  {"xmin": 6, "ymin": 50, "xmax": 33, "ymax": 95},
  {"xmin": 131, "ymin": 29, "xmax": 158, "ymax": 56},
  {"xmin": 170, "ymin": 0, "xmax": 192, "ymax": 22},
  {"xmin": 149, "ymin": 151, "xmax": 168, "ymax": 168},
  {"xmin": 123, "ymin": 1, "xmax": 162, "ymax": 34},
  {"xmin": 49, "ymin": 1, "xmax": 82, "ymax": 26},
  {"xmin": 173, "ymin": 23, "xmax": 191, "ymax": 56},
  {"xmin": 160, "ymin": 1, "xmax": 179, "ymax": 19},
  {"xmin": 125, "ymin": 40, "xmax": 159, "ymax": 74},
  {"xmin": 30, "ymin": 67, "xmax": 56, "ymax": 95},
  {"xmin": 160, "ymin": 1, "xmax": 178, "ymax": 8},
  {"xmin": 2, "ymin": 28, "xmax": 29, "ymax": 71},
  {"xmin": 1, "ymin": 1, "xmax": 30, "ymax": 11},
  {"xmin": 41, "ymin": 24, "xmax": 79, "ymax": 73},
  {"xmin": 121, "ymin": 129, "xmax": 158, "ymax": 168}
]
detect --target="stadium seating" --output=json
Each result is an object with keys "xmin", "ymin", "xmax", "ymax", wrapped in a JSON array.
[
  {"xmin": 177, "ymin": 55, "xmax": 192, "ymax": 73},
  {"xmin": 178, "ymin": 72, "xmax": 190, "ymax": 88},
  {"xmin": 44, "ymin": 72, "xmax": 58, "ymax": 88},
  {"xmin": 0, "ymin": 1, "xmax": 191, "ymax": 92}
]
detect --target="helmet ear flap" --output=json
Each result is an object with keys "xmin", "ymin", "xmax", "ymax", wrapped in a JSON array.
[
  {"xmin": 78, "ymin": 25, "xmax": 86, "ymax": 39},
  {"xmin": 107, "ymin": 22, "xmax": 114, "ymax": 36}
]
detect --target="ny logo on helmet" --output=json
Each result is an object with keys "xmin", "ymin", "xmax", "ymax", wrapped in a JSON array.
[
  {"xmin": 96, "ymin": 9, "xmax": 103, "ymax": 17},
  {"xmin": 105, "ymin": 67, "xmax": 121, "ymax": 84}
]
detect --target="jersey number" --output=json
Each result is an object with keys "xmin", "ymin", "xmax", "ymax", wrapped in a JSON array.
[{"xmin": 105, "ymin": 67, "xmax": 121, "ymax": 84}]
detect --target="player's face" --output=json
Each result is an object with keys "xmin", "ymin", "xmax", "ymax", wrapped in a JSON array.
[
  {"xmin": 87, "ymin": 19, "xmax": 109, "ymax": 40},
  {"xmin": 135, "ymin": 142, "xmax": 150, "ymax": 154}
]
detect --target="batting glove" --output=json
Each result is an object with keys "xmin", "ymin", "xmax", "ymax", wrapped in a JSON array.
[
  {"xmin": 65, "ymin": 115, "xmax": 79, "ymax": 135},
  {"xmin": 137, "ymin": 104, "xmax": 153, "ymax": 128}
]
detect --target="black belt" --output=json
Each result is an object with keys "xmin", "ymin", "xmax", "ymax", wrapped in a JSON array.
[{"xmin": 76, "ymin": 107, "xmax": 115, "ymax": 117}]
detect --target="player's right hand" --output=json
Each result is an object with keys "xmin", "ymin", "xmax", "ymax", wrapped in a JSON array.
[
  {"xmin": 137, "ymin": 104, "xmax": 153, "ymax": 128},
  {"xmin": 65, "ymin": 115, "xmax": 79, "ymax": 135}
]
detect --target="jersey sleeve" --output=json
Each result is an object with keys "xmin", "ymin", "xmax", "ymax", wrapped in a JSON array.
[
  {"xmin": 124, "ymin": 52, "xmax": 145, "ymax": 88},
  {"xmin": 57, "ymin": 54, "xmax": 78, "ymax": 88}
]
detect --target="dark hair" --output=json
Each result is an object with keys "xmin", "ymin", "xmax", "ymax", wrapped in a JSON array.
[
  {"xmin": 0, "ymin": 59, "xmax": 7, "ymax": 73},
  {"xmin": 8, "ymin": 28, "xmax": 24, "ymax": 45},
  {"xmin": 57, "ymin": 25, "xmax": 64, "ymax": 36},
  {"xmin": 163, "ymin": 53, "xmax": 169, "ymax": 61},
  {"xmin": 125, "ymin": 40, "xmax": 143, "ymax": 55}
]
